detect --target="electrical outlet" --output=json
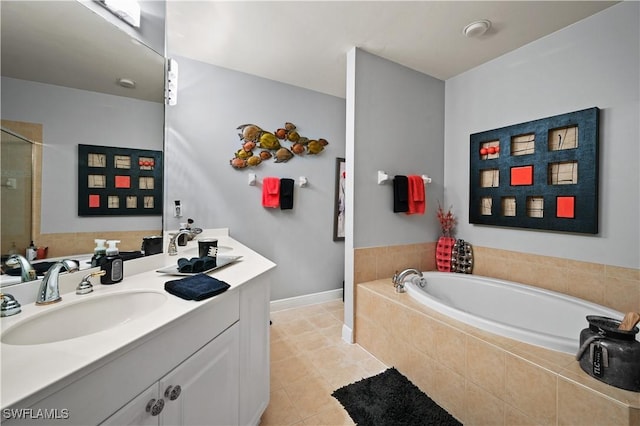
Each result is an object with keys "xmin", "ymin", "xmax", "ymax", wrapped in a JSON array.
[
  {"xmin": 6, "ymin": 178, "xmax": 17, "ymax": 190},
  {"xmin": 174, "ymin": 200, "xmax": 182, "ymax": 218}
]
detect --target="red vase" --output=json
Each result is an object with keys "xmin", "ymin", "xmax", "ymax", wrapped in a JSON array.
[{"xmin": 436, "ymin": 236, "xmax": 455, "ymax": 272}]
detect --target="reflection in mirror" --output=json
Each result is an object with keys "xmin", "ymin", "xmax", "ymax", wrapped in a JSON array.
[
  {"xmin": 1, "ymin": 128, "xmax": 34, "ymax": 255},
  {"xmin": 1, "ymin": 1, "xmax": 166, "ymax": 277}
]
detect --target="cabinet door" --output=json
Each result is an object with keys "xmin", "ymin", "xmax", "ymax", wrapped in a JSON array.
[
  {"xmin": 100, "ymin": 384, "xmax": 159, "ymax": 426},
  {"xmin": 160, "ymin": 323, "xmax": 240, "ymax": 426},
  {"xmin": 239, "ymin": 274, "xmax": 271, "ymax": 425}
]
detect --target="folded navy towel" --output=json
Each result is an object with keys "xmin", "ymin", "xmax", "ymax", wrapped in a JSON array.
[
  {"xmin": 280, "ymin": 178, "xmax": 295, "ymax": 210},
  {"xmin": 393, "ymin": 175, "xmax": 409, "ymax": 212},
  {"xmin": 177, "ymin": 256, "xmax": 216, "ymax": 273},
  {"xmin": 165, "ymin": 273, "xmax": 230, "ymax": 301}
]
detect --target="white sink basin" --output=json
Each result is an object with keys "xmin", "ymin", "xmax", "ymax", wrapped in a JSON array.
[{"xmin": 2, "ymin": 290, "xmax": 167, "ymax": 345}]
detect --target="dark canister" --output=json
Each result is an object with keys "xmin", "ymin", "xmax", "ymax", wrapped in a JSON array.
[
  {"xmin": 576, "ymin": 315, "xmax": 640, "ymax": 392},
  {"xmin": 141, "ymin": 236, "xmax": 163, "ymax": 256}
]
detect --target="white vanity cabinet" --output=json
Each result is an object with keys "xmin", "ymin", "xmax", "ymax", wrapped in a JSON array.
[
  {"xmin": 101, "ymin": 323, "xmax": 240, "ymax": 426},
  {"xmin": 238, "ymin": 273, "xmax": 270, "ymax": 425},
  {"xmin": 3, "ymin": 270, "xmax": 272, "ymax": 426}
]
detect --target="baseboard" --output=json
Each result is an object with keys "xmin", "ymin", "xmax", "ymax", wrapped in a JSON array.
[
  {"xmin": 342, "ymin": 323, "xmax": 354, "ymax": 344},
  {"xmin": 270, "ymin": 288, "xmax": 343, "ymax": 312}
]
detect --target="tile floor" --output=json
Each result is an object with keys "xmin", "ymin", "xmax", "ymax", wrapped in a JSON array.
[{"xmin": 260, "ymin": 299, "xmax": 388, "ymax": 425}]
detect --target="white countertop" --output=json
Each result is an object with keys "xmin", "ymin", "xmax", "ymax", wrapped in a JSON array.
[{"xmin": 0, "ymin": 229, "xmax": 275, "ymax": 409}]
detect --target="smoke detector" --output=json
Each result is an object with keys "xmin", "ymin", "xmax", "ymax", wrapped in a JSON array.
[
  {"xmin": 117, "ymin": 78, "xmax": 136, "ymax": 89},
  {"xmin": 463, "ymin": 20, "xmax": 491, "ymax": 38}
]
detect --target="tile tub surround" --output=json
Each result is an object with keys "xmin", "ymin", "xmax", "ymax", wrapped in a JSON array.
[
  {"xmin": 34, "ymin": 229, "xmax": 162, "ymax": 259},
  {"xmin": 354, "ymin": 244, "xmax": 640, "ymax": 314},
  {"xmin": 355, "ymin": 281, "xmax": 640, "ymax": 426}
]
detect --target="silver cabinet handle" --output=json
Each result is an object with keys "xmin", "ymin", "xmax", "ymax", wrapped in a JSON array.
[
  {"xmin": 146, "ymin": 398, "xmax": 165, "ymax": 416},
  {"xmin": 164, "ymin": 385, "xmax": 182, "ymax": 401}
]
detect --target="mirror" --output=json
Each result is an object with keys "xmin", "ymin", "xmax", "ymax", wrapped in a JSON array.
[
  {"xmin": 1, "ymin": 128, "xmax": 34, "ymax": 255},
  {"xmin": 1, "ymin": 1, "xmax": 166, "ymax": 285},
  {"xmin": 1, "ymin": 1, "xmax": 166, "ymax": 271}
]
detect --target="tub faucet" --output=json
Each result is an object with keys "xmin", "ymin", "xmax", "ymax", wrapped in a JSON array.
[
  {"xmin": 392, "ymin": 268, "xmax": 423, "ymax": 293},
  {"xmin": 167, "ymin": 230, "xmax": 193, "ymax": 256},
  {"xmin": 36, "ymin": 259, "xmax": 79, "ymax": 305},
  {"xmin": 4, "ymin": 254, "xmax": 37, "ymax": 282}
]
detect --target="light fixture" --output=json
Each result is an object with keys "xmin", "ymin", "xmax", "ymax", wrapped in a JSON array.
[
  {"xmin": 100, "ymin": 0, "xmax": 141, "ymax": 28},
  {"xmin": 117, "ymin": 78, "xmax": 136, "ymax": 89},
  {"xmin": 463, "ymin": 19, "xmax": 491, "ymax": 38},
  {"xmin": 166, "ymin": 58, "xmax": 179, "ymax": 106}
]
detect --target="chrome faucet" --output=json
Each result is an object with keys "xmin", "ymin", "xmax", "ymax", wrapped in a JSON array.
[
  {"xmin": 392, "ymin": 268, "xmax": 423, "ymax": 293},
  {"xmin": 0, "ymin": 293, "xmax": 21, "ymax": 317},
  {"xmin": 36, "ymin": 259, "xmax": 79, "ymax": 305},
  {"xmin": 167, "ymin": 230, "xmax": 192, "ymax": 256},
  {"xmin": 5, "ymin": 254, "xmax": 37, "ymax": 282}
]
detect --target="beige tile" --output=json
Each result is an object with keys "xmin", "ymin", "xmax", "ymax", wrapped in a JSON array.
[
  {"xmin": 307, "ymin": 311, "xmax": 342, "ymax": 330},
  {"xmin": 354, "ymin": 247, "xmax": 377, "ymax": 284},
  {"xmin": 606, "ymin": 265, "xmax": 640, "ymax": 281},
  {"xmin": 411, "ymin": 313, "xmax": 438, "ymax": 358},
  {"xmin": 271, "ymin": 353, "xmax": 315, "ymax": 385},
  {"xmin": 278, "ymin": 317, "xmax": 317, "ymax": 337},
  {"xmin": 559, "ymin": 362, "xmax": 640, "ymax": 408},
  {"xmin": 466, "ymin": 336, "xmax": 506, "ymax": 399},
  {"xmin": 508, "ymin": 342, "xmax": 574, "ymax": 373},
  {"xmin": 566, "ymin": 268, "xmax": 605, "ymax": 305},
  {"xmin": 283, "ymin": 374, "xmax": 338, "ymax": 419},
  {"xmin": 290, "ymin": 330, "xmax": 333, "ymax": 354},
  {"xmin": 301, "ymin": 400, "xmax": 355, "ymax": 425},
  {"xmin": 604, "ymin": 276, "xmax": 640, "ymax": 314},
  {"xmin": 558, "ymin": 377, "xmax": 631, "ymax": 426},
  {"xmin": 504, "ymin": 404, "xmax": 543, "ymax": 426},
  {"xmin": 505, "ymin": 355, "xmax": 557, "ymax": 425},
  {"xmin": 433, "ymin": 364, "xmax": 466, "ymax": 422},
  {"xmin": 271, "ymin": 337, "xmax": 302, "ymax": 363},
  {"xmin": 465, "ymin": 381, "xmax": 505, "ymax": 426},
  {"xmin": 435, "ymin": 321, "xmax": 467, "ymax": 377},
  {"xmin": 261, "ymin": 388, "xmax": 302, "ymax": 425}
]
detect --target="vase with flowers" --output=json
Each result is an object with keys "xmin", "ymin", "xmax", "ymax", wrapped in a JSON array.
[{"xmin": 436, "ymin": 203, "xmax": 456, "ymax": 272}]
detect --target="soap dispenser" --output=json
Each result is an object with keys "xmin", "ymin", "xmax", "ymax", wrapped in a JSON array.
[
  {"xmin": 101, "ymin": 240, "xmax": 123, "ymax": 284},
  {"xmin": 91, "ymin": 239, "xmax": 107, "ymax": 267},
  {"xmin": 26, "ymin": 241, "xmax": 37, "ymax": 261}
]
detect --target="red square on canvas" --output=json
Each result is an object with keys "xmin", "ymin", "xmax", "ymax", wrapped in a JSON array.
[
  {"xmin": 511, "ymin": 166, "xmax": 533, "ymax": 186},
  {"xmin": 557, "ymin": 196, "xmax": 575, "ymax": 218},
  {"xmin": 89, "ymin": 194, "xmax": 100, "ymax": 208},
  {"xmin": 115, "ymin": 175, "xmax": 131, "ymax": 188}
]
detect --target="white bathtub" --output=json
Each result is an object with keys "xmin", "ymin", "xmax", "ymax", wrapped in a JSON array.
[{"xmin": 405, "ymin": 272, "xmax": 627, "ymax": 354}]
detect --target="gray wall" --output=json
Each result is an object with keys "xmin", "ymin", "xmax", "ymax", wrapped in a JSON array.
[
  {"xmin": 1, "ymin": 77, "xmax": 164, "ymax": 233},
  {"xmin": 342, "ymin": 48, "xmax": 446, "ymax": 338},
  {"xmin": 165, "ymin": 56, "xmax": 346, "ymax": 301},
  {"xmin": 351, "ymin": 49, "xmax": 445, "ymax": 249},
  {"xmin": 444, "ymin": 1, "xmax": 639, "ymax": 269}
]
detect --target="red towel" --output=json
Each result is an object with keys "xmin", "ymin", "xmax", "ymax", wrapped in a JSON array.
[
  {"xmin": 262, "ymin": 177, "xmax": 280, "ymax": 208},
  {"xmin": 407, "ymin": 175, "xmax": 425, "ymax": 215}
]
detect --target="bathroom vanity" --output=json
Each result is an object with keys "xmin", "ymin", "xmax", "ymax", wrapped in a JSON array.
[{"xmin": 0, "ymin": 229, "xmax": 275, "ymax": 425}]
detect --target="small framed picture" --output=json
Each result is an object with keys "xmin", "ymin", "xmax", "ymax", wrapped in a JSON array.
[{"xmin": 333, "ymin": 157, "xmax": 346, "ymax": 241}]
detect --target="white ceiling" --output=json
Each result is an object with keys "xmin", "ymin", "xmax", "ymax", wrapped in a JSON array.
[
  {"xmin": 167, "ymin": 1, "xmax": 618, "ymax": 98},
  {"xmin": 1, "ymin": 1, "xmax": 165, "ymax": 102}
]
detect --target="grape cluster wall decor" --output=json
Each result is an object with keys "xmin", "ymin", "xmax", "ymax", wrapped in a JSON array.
[
  {"xmin": 230, "ymin": 122, "xmax": 328, "ymax": 169},
  {"xmin": 469, "ymin": 107, "xmax": 599, "ymax": 234}
]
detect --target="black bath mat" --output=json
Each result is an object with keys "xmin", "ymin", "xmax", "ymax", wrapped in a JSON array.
[{"xmin": 332, "ymin": 367, "xmax": 462, "ymax": 426}]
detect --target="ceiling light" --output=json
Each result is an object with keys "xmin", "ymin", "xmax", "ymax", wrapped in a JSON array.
[
  {"xmin": 463, "ymin": 20, "xmax": 491, "ymax": 38},
  {"xmin": 117, "ymin": 78, "xmax": 136, "ymax": 89},
  {"xmin": 100, "ymin": 0, "xmax": 141, "ymax": 28}
]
